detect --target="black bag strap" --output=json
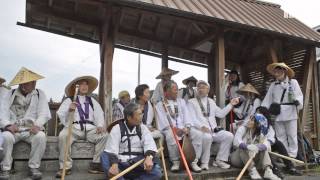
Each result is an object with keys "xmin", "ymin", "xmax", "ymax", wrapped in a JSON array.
[
  {"xmin": 280, "ymin": 89, "xmax": 287, "ymax": 103},
  {"xmin": 119, "ymin": 120, "xmax": 142, "ymax": 156}
]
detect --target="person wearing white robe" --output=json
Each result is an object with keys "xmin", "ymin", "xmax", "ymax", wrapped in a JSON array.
[
  {"xmin": 101, "ymin": 103, "xmax": 162, "ymax": 180},
  {"xmin": 56, "ymin": 76, "xmax": 107, "ymax": 178},
  {"xmin": 155, "ymin": 80, "xmax": 204, "ymax": 172},
  {"xmin": 134, "ymin": 84, "xmax": 162, "ymax": 139},
  {"xmin": 261, "ymin": 63, "xmax": 303, "ymax": 158},
  {"xmin": 112, "ymin": 90, "xmax": 130, "ymax": 122},
  {"xmin": 178, "ymin": 76, "xmax": 197, "ymax": 103},
  {"xmin": 0, "ymin": 77, "xmax": 9, "ymax": 160},
  {"xmin": 151, "ymin": 68, "xmax": 178, "ymax": 104},
  {"xmin": 0, "ymin": 67, "xmax": 50, "ymax": 180},
  {"xmin": 188, "ymin": 80, "xmax": 239, "ymax": 170},
  {"xmin": 233, "ymin": 83, "xmax": 261, "ymax": 130}
]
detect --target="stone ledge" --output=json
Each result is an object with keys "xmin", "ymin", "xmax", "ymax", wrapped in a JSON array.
[{"xmin": 13, "ymin": 136, "xmax": 95, "ymax": 160}]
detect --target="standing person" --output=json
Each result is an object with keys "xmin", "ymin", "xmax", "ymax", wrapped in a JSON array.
[
  {"xmin": 101, "ymin": 103, "xmax": 162, "ymax": 180},
  {"xmin": 112, "ymin": 91, "xmax": 131, "ymax": 122},
  {"xmin": 56, "ymin": 76, "xmax": 107, "ymax": 178},
  {"xmin": 151, "ymin": 68, "xmax": 179, "ymax": 104},
  {"xmin": 225, "ymin": 70, "xmax": 245, "ymax": 131},
  {"xmin": 233, "ymin": 83, "xmax": 261, "ymax": 129},
  {"xmin": 178, "ymin": 76, "xmax": 197, "ymax": 103},
  {"xmin": 0, "ymin": 76, "xmax": 8, "ymax": 161},
  {"xmin": 231, "ymin": 114, "xmax": 281, "ymax": 180},
  {"xmin": 261, "ymin": 63, "xmax": 303, "ymax": 158},
  {"xmin": 155, "ymin": 80, "xmax": 202, "ymax": 172},
  {"xmin": 188, "ymin": 80, "xmax": 239, "ymax": 170},
  {"xmin": 134, "ymin": 84, "xmax": 162, "ymax": 139},
  {"xmin": 0, "ymin": 67, "xmax": 51, "ymax": 180}
]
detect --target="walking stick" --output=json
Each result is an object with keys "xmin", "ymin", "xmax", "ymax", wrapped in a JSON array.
[
  {"xmin": 296, "ymin": 106, "xmax": 308, "ymax": 171},
  {"xmin": 110, "ymin": 147, "xmax": 164, "ymax": 180},
  {"xmin": 152, "ymin": 104, "xmax": 169, "ymax": 180},
  {"xmin": 236, "ymin": 153, "xmax": 256, "ymax": 180},
  {"xmin": 162, "ymin": 100, "xmax": 193, "ymax": 180},
  {"xmin": 268, "ymin": 151, "xmax": 304, "ymax": 164},
  {"xmin": 61, "ymin": 85, "xmax": 79, "ymax": 180}
]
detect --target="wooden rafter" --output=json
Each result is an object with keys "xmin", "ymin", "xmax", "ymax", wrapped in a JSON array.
[
  {"xmin": 188, "ymin": 30, "xmax": 216, "ymax": 49},
  {"xmin": 137, "ymin": 13, "xmax": 145, "ymax": 32}
]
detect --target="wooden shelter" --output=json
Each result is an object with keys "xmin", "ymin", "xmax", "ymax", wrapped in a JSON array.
[{"xmin": 20, "ymin": 0, "xmax": 320, "ymax": 148}]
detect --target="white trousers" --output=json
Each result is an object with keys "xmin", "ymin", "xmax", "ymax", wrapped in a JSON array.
[
  {"xmin": 58, "ymin": 127, "xmax": 108, "ymax": 169},
  {"xmin": 274, "ymin": 120, "xmax": 298, "ymax": 158},
  {"xmin": 1, "ymin": 131, "xmax": 47, "ymax": 171},
  {"xmin": 189, "ymin": 128, "xmax": 212, "ymax": 164}
]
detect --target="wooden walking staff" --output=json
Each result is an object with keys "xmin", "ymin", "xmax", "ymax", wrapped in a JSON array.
[
  {"xmin": 61, "ymin": 85, "xmax": 79, "ymax": 180},
  {"xmin": 110, "ymin": 147, "xmax": 164, "ymax": 180},
  {"xmin": 162, "ymin": 101, "xmax": 193, "ymax": 180},
  {"xmin": 236, "ymin": 153, "xmax": 256, "ymax": 180},
  {"xmin": 268, "ymin": 151, "xmax": 304, "ymax": 164},
  {"xmin": 152, "ymin": 104, "xmax": 169, "ymax": 180}
]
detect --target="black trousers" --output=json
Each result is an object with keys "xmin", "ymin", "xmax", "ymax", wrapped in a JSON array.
[{"xmin": 271, "ymin": 139, "xmax": 294, "ymax": 169}]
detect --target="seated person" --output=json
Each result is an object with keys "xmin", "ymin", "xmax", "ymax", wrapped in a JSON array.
[
  {"xmin": 101, "ymin": 103, "xmax": 162, "ymax": 180},
  {"xmin": 231, "ymin": 114, "xmax": 280, "ymax": 180}
]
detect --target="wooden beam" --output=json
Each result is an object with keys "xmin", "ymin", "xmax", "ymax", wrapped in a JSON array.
[
  {"xmin": 162, "ymin": 43, "xmax": 168, "ymax": 69},
  {"xmin": 137, "ymin": 13, "xmax": 145, "ymax": 32},
  {"xmin": 301, "ymin": 47, "xmax": 315, "ymax": 130},
  {"xmin": 184, "ymin": 23, "xmax": 192, "ymax": 44},
  {"xmin": 313, "ymin": 58, "xmax": 320, "ymax": 150},
  {"xmin": 189, "ymin": 31, "xmax": 216, "ymax": 49},
  {"xmin": 214, "ymin": 28, "xmax": 226, "ymax": 128}
]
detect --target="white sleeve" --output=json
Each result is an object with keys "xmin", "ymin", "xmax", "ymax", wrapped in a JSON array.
[
  {"xmin": 250, "ymin": 98, "xmax": 261, "ymax": 116},
  {"xmin": 180, "ymin": 99, "xmax": 192, "ymax": 127},
  {"xmin": 267, "ymin": 126, "xmax": 276, "ymax": 144},
  {"xmin": 141, "ymin": 125, "xmax": 158, "ymax": 153},
  {"xmin": 0, "ymin": 90, "xmax": 12, "ymax": 128},
  {"xmin": 261, "ymin": 83, "xmax": 274, "ymax": 108},
  {"xmin": 155, "ymin": 102, "xmax": 169, "ymax": 131},
  {"xmin": 146, "ymin": 101, "xmax": 154, "ymax": 128},
  {"xmin": 34, "ymin": 90, "xmax": 52, "ymax": 127},
  {"xmin": 292, "ymin": 79, "xmax": 303, "ymax": 110},
  {"xmin": 151, "ymin": 83, "xmax": 161, "ymax": 104},
  {"xmin": 233, "ymin": 126, "xmax": 246, "ymax": 147},
  {"xmin": 104, "ymin": 125, "xmax": 121, "ymax": 156},
  {"xmin": 213, "ymin": 100, "xmax": 233, "ymax": 118},
  {"xmin": 92, "ymin": 99, "xmax": 105, "ymax": 128},
  {"xmin": 57, "ymin": 98, "xmax": 72, "ymax": 126}
]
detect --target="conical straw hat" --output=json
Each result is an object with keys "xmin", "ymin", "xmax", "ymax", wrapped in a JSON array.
[
  {"xmin": 155, "ymin": 68, "xmax": 179, "ymax": 79},
  {"xmin": 237, "ymin": 83, "xmax": 260, "ymax": 96},
  {"xmin": 266, "ymin": 62, "xmax": 295, "ymax": 78},
  {"xmin": 65, "ymin": 75, "xmax": 98, "ymax": 97},
  {"xmin": 182, "ymin": 76, "xmax": 198, "ymax": 85},
  {"xmin": 9, "ymin": 67, "xmax": 44, "ymax": 86}
]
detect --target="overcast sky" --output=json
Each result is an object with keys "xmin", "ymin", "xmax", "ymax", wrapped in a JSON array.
[{"xmin": 0, "ymin": 0, "xmax": 319, "ymax": 101}]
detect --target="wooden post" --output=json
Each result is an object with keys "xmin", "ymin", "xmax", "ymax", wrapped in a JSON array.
[
  {"xmin": 99, "ymin": 7, "xmax": 116, "ymax": 126},
  {"xmin": 313, "ymin": 57, "xmax": 320, "ymax": 150},
  {"xmin": 162, "ymin": 43, "xmax": 168, "ymax": 69},
  {"xmin": 214, "ymin": 28, "xmax": 225, "ymax": 128},
  {"xmin": 208, "ymin": 47, "xmax": 215, "ymax": 99},
  {"xmin": 301, "ymin": 47, "xmax": 315, "ymax": 129}
]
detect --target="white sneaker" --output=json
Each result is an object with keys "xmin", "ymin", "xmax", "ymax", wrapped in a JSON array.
[
  {"xmin": 213, "ymin": 160, "xmax": 231, "ymax": 169},
  {"xmin": 264, "ymin": 167, "xmax": 281, "ymax": 180},
  {"xmin": 190, "ymin": 159, "xmax": 202, "ymax": 173},
  {"xmin": 200, "ymin": 163, "xmax": 209, "ymax": 171},
  {"xmin": 249, "ymin": 167, "xmax": 263, "ymax": 180},
  {"xmin": 170, "ymin": 161, "xmax": 180, "ymax": 172}
]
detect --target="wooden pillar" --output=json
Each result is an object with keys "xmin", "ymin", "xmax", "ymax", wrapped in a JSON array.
[
  {"xmin": 312, "ymin": 55, "xmax": 320, "ymax": 149},
  {"xmin": 208, "ymin": 47, "xmax": 215, "ymax": 99},
  {"xmin": 214, "ymin": 28, "xmax": 225, "ymax": 127},
  {"xmin": 99, "ymin": 8, "xmax": 116, "ymax": 127},
  {"xmin": 161, "ymin": 43, "xmax": 168, "ymax": 69},
  {"xmin": 301, "ymin": 47, "xmax": 315, "ymax": 130}
]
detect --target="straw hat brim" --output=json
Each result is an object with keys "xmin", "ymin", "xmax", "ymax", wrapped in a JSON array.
[
  {"xmin": 182, "ymin": 76, "xmax": 198, "ymax": 85},
  {"xmin": 237, "ymin": 83, "xmax": 260, "ymax": 96},
  {"xmin": 155, "ymin": 68, "xmax": 179, "ymax": 79},
  {"xmin": 65, "ymin": 76, "xmax": 98, "ymax": 97},
  {"xmin": 9, "ymin": 67, "xmax": 44, "ymax": 86},
  {"xmin": 266, "ymin": 63, "xmax": 295, "ymax": 78}
]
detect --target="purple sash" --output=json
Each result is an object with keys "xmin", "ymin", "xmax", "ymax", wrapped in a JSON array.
[{"xmin": 76, "ymin": 96, "xmax": 90, "ymax": 130}]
